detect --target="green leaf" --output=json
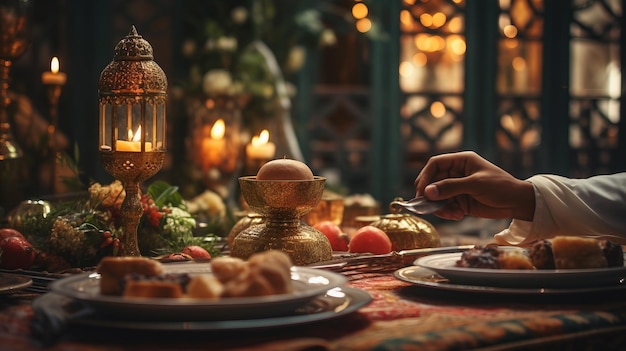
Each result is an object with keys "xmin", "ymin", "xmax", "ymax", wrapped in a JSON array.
[{"xmin": 147, "ymin": 181, "xmax": 183, "ymax": 207}]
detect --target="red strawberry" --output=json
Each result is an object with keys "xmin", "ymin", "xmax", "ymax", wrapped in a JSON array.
[
  {"xmin": 0, "ymin": 236, "xmax": 36, "ymax": 270},
  {"xmin": 182, "ymin": 245, "xmax": 211, "ymax": 259}
]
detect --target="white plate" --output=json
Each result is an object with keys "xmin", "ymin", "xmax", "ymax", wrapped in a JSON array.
[
  {"xmin": 49, "ymin": 263, "xmax": 347, "ymax": 321},
  {"xmin": 415, "ymin": 252, "xmax": 626, "ymax": 288},
  {"xmin": 394, "ymin": 266, "xmax": 626, "ymax": 295},
  {"xmin": 0, "ymin": 272, "xmax": 32, "ymax": 294},
  {"xmin": 33, "ymin": 287, "xmax": 372, "ymax": 331}
]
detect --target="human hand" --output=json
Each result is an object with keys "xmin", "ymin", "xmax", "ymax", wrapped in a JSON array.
[{"xmin": 414, "ymin": 151, "xmax": 535, "ymax": 221}]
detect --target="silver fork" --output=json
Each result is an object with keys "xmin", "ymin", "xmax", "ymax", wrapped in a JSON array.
[{"xmin": 390, "ymin": 196, "xmax": 446, "ymax": 215}]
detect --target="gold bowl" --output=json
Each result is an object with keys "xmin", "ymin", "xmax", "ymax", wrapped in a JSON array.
[
  {"xmin": 231, "ymin": 176, "xmax": 332, "ymax": 265},
  {"xmin": 238, "ymin": 176, "xmax": 326, "ymax": 217}
]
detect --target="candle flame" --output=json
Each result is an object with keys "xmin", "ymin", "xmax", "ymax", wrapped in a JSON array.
[
  {"xmin": 128, "ymin": 126, "xmax": 142, "ymax": 142},
  {"xmin": 51, "ymin": 57, "xmax": 60, "ymax": 74},
  {"xmin": 210, "ymin": 119, "xmax": 225, "ymax": 140},
  {"xmin": 252, "ymin": 129, "xmax": 270, "ymax": 147}
]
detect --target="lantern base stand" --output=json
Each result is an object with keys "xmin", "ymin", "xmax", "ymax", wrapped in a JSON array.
[
  {"xmin": 118, "ymin": 181, "xmax": 142, "ymax": 256},
  {"xmin": 100, "ymin": 151, "xmax": 165, "ymax": 256}
]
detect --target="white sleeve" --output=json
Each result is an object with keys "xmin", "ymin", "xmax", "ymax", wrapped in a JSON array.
[{"xmin": 494, "ymin": 173, "xmax": 626, "ymax": 246}]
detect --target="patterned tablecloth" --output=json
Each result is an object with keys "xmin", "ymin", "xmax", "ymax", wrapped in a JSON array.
[{"xmin": 2, "ymin": 265, "xmax": 626, "ymax": 351}]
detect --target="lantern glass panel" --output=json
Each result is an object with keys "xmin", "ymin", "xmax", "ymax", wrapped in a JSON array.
[
  {"xmin": 100, "ymin": 103, "xmax": 113, "ymax": 149},
  {"xmin": 155, "ymin": 101, "xmax": 165, "ymax": 149}
]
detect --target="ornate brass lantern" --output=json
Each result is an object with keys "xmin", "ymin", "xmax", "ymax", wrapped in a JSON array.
[{"xmin": 98, "ymin": 26, "xmax": 167, "ymax": 256}]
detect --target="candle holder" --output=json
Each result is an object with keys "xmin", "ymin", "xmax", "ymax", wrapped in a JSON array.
[
  {"xmin": 0, "ymin": 0, "xmax": 31, "ymax": 161},
  {"xmin": 42, "ymin": 58, "xmax": 66, "ymax": 193},
  {"xmin": 0, "ymin": 0, "xmax": 31, "ymax": 213},
  {"xmin": 98, "ymin": 26, "xmax": 167, "ymax": 256},
  {"xmin": 232, "ymin": 176, "xmax": 332, "ymax": 265},
  {"xmin": 189, "ymin": 95, "xmax": 243, "ymax": 200}
]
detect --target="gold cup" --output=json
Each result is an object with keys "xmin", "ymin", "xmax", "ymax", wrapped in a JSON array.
[
  {"xmin": 231, "ymin": 176, "xmax": 333, "ymax": 265},
  {"xmin": 302, "ymin": 190, "xmax": 344, "ymax": 226}
]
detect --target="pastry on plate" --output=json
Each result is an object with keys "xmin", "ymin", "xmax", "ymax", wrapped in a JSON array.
[
  {"xmin": 96, "ymin": 256, "xmax": 164, "ymax": 295},
  {"xmin": 530, "ymin": 236, "xmax": 623, "ymax": 269}
]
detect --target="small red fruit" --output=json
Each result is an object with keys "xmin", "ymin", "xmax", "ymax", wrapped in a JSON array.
[
  {"xmin": 165, "ymin": 252, "xmax": 192, "ymax": 261},
  {"xmin": 0, "ymin": 236, "xmax": 36, "ymax": 270},
  {"xmin": 0, "ymin": 228, "xmax": 25, "ymax": 240},
  {"xmin": 182, "ymin": 245, "xmax": 211, "ymax": 259},
  {"xmin": 348, "ymin": 226, "xmax": 392, "ymax": 254},
  {"xmin": 313, "ymin": 221, "xmax": 349, "ymax": 251}
]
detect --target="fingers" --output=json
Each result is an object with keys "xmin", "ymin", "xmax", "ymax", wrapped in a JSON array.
[
  {"xmin": 432, "ymin": 204, "xmax": 465, "ymax": 221},
  {"xmin": 415, "ymin": 151, "xmax": 525, "ymax": 221},
  {"xmin": 414, "ymin": 151, "xmax": 479, "ymax": 195},
  {"xmin": 425, "ymin": 176, "xmax": 475, "ymax": 200},
  {"xmin": 424, "ymin": 184, "xmax": 439, "ymax": 198},
  {"xmin": 431, "ymin": 195, "xmax": 514, "ymax": 220}
]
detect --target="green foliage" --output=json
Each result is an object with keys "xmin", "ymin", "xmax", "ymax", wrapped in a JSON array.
[
  {"xmin": 147, "ymin": 180, "xmax": 184, "ymax": 208},
  {"xmin": 15, "ymin": 180, "xmax": 224, "ymax": 268}
]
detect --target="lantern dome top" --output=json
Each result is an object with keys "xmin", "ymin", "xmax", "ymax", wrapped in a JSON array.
[
  {"xmin": 114, "ymin": 25, "xmax": 153, "ymax": 61},
  {"xmin": 98, "ymin": 25, "xmax": 167, "ymax": 93}
]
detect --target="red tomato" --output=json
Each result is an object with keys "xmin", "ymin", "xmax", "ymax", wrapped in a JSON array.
[
  {"xmin": 313, "ymin": 221, "xmax": 349, "ymax": 251},
  {"xmin": 0, "ymin": 228, "xmax": 25, "ymax": 240},
  {"xmin": 182, "ymin": 245, "xmax": 212, "ymax": 259},
  {"xmin": 0, "ymin": 236, "xmax": 36, "ymax": 270},
  {"xmin": 348, "ymin": 226, "xmax": 392, "ymax": 254}
]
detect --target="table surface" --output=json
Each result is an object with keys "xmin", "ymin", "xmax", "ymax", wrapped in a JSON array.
[{"xmin": 2, "ymin": 259, "xmax": 626, "ymax": 351}]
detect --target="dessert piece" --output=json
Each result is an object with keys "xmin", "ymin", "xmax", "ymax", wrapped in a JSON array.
[
  {"xmin": 97, "ymin": 250, "xmax": 294, "ymax": 299},
  {"xmin": 210, "ymin": 256, "xmax": 250, "ymax": 284},
  {"xmin": 459, "ymin": 237, "xmax": 623, "ymax": 270},
  {"xmin": 186, "ymin": 275, "xmax": 224, "ymax": 299},
  {"xmin": 550, "ymin": 236, "xmax": 607, "ymax": 269},
  {"xmin": 221, "ymin": 270, "xmax": 277, "ymax": 297},
  {"xmin": 248, "ymin": 249, "xmax": 292, "ymax": 273},
  {"xmin": 529, "ymin": 239, "xmax": 556, "ymax": 269},
  {"xmin": 456, "ymin": 245, "xmax": 501, "ymax": 269},
  {"xmin": 498, "ymin": 250, "xmax": 535, "ymax": 270},
  {"xmin": 124, "ymin": 280, "xmax": 184, "ymax": 298},
  {"xmin": 456, "ymin": 245, "xmax": 533, "ymax": 270},
  {"xmin": 256, "ymin": 158, "xmax": 314, "ymax": 180},
  {"xmin": 122, "ymin": 273, "xmax": 190, "ymax": 298},
  {"xmin": 249, "ymin": 250, "xmax": 293, "ymax": 294},
  {"xmin": 601, "ymin": 240, "xmax": 624, "ymax": 267},
  {"xmin": 529, "ymin": 236, "xmax": 624, "ymax": 269},
  {"xmin": 97, "ymin": 256, "xmax": 164, "ymax": 295},
  {"xmin": 222, "ymin": 250, "xmax": 293, "ymax": 297}
]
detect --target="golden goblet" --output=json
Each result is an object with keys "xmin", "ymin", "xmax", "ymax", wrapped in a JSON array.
[{"xmin": 232, "ymin": 176, "xmax": 333, "ymax": 265}]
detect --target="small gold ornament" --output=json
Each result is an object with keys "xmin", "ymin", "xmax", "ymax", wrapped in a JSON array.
[
  {"xmin": 368, "ymin": 198, "xmax": 441, "ymax": 251},
  {"xmin": 227, "ymin": 212, "xmax": 265, "ymax": 248}
]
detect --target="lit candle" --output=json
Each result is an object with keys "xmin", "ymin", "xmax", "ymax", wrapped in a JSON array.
[
  {"xmin": 246, "ymin": 129, "xmax": 276, "ymax": 160},
  {"xmin": 115, "ymin": 126, "xmax": 152, "ymax": 152},
  {"xmin": 201, "ymin": 119, "xmax": 226, "ymax": 168},
  {"xmin": 41, "ymin": 57, "xmax": 67, "ymax": 85}
]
